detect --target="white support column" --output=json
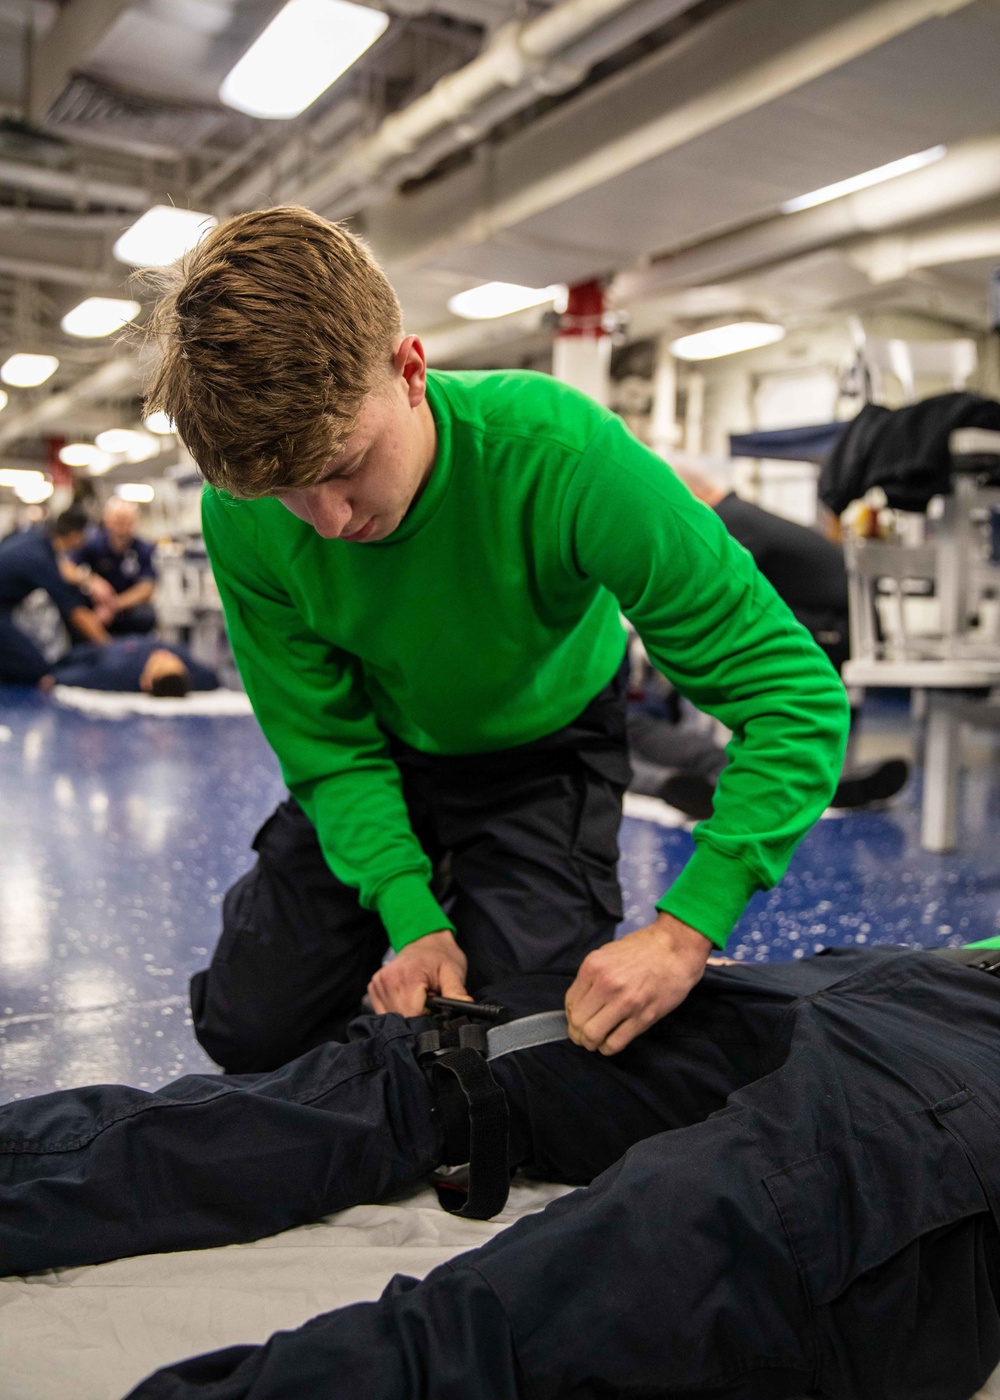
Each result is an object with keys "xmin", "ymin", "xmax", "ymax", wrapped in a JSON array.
[
  {"xmin": 684, "ymin": 371, "xmax": 704, "ymax": 454},
  {"xmin": 921, "ymin": 694, "xmax": 961, "ymax": 852},
  {"xmin": 649, "ymin": 337, "xmax": 678, "ymax": 459},
  {"xmin": 551, "ymin": 280, "xmax": 611, "ymax": 406}
]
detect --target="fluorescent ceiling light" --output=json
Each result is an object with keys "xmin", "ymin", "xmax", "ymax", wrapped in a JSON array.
[
  {"xmin": 95, "ymin": 428, "xmax": 160, "ymax": 463},
  {"xmin": 0, "ymin": 468, "xmax": 43, "ymax": 487},
  {"xmin": 61, "ymin": 297, "xmax": 142, "ymax": 339},
  {"xmin": 117, "ymin": 483, "xmax": 155, "ymax": 503},
  {"xmin": 15, "ymin": 476, "xmax": 53, "ymax": 503},
  {"xmin": 781, "ymin": 145, "xmax": 946, "ymax": 215},
  {"xmin": 448, "ymin": 282, "xmax": 563, "ymax": 321},
  {"xmin": 0, "ymin": 468, "xmax": 52, "ymax": 503},
  {"xmin": 113, "ymin": 205, "xmax": 217, "ymax": 268},
  {"xmin": 59, "ymin": 443, "xmax": 113, "ymax": 472},
  {"xmin": 0, "ymin": 390, "xmax": 7, "ymax": 412},
  {"xmin": 669, "ymin": 322, "xmax": 786, "ymax": 361},
  {"xmin": 220, "ymin": 0, "xmax": 389, "ymax": 120},
  {"xmin": 1, "ymin": 353, "xmax": 59, "ymax": 387},
  {"xmin": 143, "ymin": 410, "xmax": 175, "ymax": 435}
]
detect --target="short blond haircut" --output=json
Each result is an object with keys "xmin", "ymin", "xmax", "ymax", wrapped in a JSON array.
[{"xmin": 144, "ymin": 206, "xmax": 402, "ymax": 498}]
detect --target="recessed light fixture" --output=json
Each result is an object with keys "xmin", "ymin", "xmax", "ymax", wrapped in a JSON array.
[
  {"xmin": 0, "ymin": 468, "xmax": 53, "ymax": 503},
  {"xmin": 0, "ymin": 390, "xmax": 8, "ymax": 412},
  {"xmin": 448, "ymin": 282, "xmax": 564, "ymax": 321},
  {"xmin": 669, "ymin": 322, "xmax": 786, "ymax": 361},
  {"xmin": 113, "ymin": 205, "xmax": 218, "ymax": 268},
  {"xmin": 117, "ymin": 483, "xmax": 155, "ymax": 503},
  {"xmin": 95, "ymin": 428, "xmax": 160, "ymax": 463},
  {"xmin": 59, "ymin": 443, "xmax": 113, "ymax": 472},
  {"xmin": 143, "ymin": 411, "xmax": 175, "ymax": 435},
  {"xmin": 61, "ymin": 297, "xmax": 142, "ymax": 339},
  {"xmin": 1, "ymin": 353, "xmax": 59, "ymax": 387},
  {"xmin": 220, "ymin": 0, "xmax": 389, "ymax": 120},
  {"xmin": 781, "ymin": 145, "xmax": 947, "ymax": 215}
]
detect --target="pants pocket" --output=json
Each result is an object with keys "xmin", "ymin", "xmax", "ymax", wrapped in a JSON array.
[{"xmin": 765, "ymin": 1089, "xmax": 994, "ymax": 1308}]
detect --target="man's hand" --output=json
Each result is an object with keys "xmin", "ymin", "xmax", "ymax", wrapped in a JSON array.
[
  {"xmin": 368, "ymin": 929, "xmax": 470, "ymax": 1017},
  {"xmin": 565, "ymin": 912, "xmax": 713, "ymax": 1055}
]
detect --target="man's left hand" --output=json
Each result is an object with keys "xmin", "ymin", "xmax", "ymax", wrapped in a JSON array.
[{"xmin": 565, "ymin": 913, "xmax": 713, "ymax": 1055}]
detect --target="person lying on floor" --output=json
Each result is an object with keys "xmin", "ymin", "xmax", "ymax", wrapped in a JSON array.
[
  {"xmin": 2, "ymin": 943, "xmax": 999, "ymax": 1400},
  {"xmin": 48, "ymin": 635, "xmax": 219, "ymax": 697}
]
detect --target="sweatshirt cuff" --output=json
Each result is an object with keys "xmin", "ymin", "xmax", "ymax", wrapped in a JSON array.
[
  {"xmin": 375, "ymin": 872, "xmax": 455, "ymax": 952},
  {"xmin": 656, "ymin": 844, "xmax": 763, "ymax": 950}
]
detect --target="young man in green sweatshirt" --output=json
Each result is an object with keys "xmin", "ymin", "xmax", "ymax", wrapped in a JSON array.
[{"xmin": 147, "ymin": 205, "xmax": 849, "ymax": 1074}]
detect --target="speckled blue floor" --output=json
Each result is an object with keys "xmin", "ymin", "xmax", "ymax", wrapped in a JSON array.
[{"xmin": 1, "ymin": 689, "xmax": 998, "ymax": 1103}]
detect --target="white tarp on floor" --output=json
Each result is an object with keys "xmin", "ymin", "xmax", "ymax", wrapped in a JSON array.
[
  {"xmin": 2, "ymin": 1176, "xmax": 998, "ymax": 1400},
  {"xmin": 0, "ymin": 1180, "xmax": 570, "ymax": 1400}
]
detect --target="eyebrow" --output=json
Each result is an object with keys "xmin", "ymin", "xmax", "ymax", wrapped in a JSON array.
[{"xmin": 317, "ymin": 453, "xmax": 364, "ymax": 483}]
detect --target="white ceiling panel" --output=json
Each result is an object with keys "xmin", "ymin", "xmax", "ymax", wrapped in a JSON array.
[{"xmin": 510, "ymin": 1, "xmax": 1000, "ymax": 265}]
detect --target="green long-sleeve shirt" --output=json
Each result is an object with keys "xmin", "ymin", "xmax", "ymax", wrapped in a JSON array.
[{"xmin": 202, "ymin": 369, "xmax": 850, "ymax": 951}]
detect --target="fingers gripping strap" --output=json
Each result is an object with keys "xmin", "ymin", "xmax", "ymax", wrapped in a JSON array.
[{"xmin": 433, "ymin": 1047, "xmax": 510, "ymax": 1220}]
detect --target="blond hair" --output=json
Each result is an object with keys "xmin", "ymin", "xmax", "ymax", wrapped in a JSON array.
[{"xmin": 144, "ymin": 206, "xmax": 402, "ymax": 498}]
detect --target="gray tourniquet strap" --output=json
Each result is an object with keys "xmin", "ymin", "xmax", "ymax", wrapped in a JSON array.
[{"xmin": 486, "ymin": 1009, "xmax": 571, "ymax": 1061}]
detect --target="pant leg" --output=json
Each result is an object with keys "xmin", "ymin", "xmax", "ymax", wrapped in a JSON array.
[
  {"xmin": 126, "ymin": 953, "xmax": 1000, "ymax": 1400},
  {"xmin": 191, "ymin": 801, "xmax": 392, "ymax": 1071},
  {"xmin": 0, "ymin": 1014, "xmax": 441, "ymax": 1276},
  {"xmin": 0, "ymin": 610, "xmax": 49, "ymax": 685},
  {"xmin": 627, "ymin": 709, "xmax": 728, "ymax": 781},
  {"xmin": 108, "ymin": 603, "xmax": 157, "ymax": 635}
]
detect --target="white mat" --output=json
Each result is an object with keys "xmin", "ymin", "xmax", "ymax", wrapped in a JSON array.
[
  {"xmin": 51, "ymin": 686, "xmax": 254, "ymax": 719},
  {"xmin": 0, "ymin": 1180, "xmax": 571, "ymax": 1400},
  {"xmin": 3, "ymin": 1177, "xmax": 999, "ymax": 1400}
]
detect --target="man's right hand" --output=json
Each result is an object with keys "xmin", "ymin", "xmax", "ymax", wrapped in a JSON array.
[{"xmin": 367, "ymin": 929, "xmax": 470, "ymax": 1017}]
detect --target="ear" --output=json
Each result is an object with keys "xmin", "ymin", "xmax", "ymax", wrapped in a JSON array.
[{"xmin": 393, "ymin": 335, "xmax": 427, "ymax": 408}]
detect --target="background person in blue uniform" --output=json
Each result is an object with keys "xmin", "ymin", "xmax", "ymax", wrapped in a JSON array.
[
  {"xmin": 0, "ymin": 507, "xmax": 109, "ymax": 686},
  {"xmin": 72, "ymin": 496, "xmax": 158, "ymax": 635},
  {"xmin": 51, "ymin": 635, "xmax": 219, "ymax": 695}
]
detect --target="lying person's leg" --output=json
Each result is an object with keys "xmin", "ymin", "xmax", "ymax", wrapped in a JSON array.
[
  {"xmin": 1, "ymin": 968, "xmax": 773, "ymax": 1277},
  {"xmin": 127, "ymin": 949, "xmax": 1000, "ymax": 1400}
]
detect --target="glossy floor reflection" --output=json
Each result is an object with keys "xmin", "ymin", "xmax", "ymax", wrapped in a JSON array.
[{"xmin": 1, "ymin": 690, "xmax": 998, "ymax": 1103}]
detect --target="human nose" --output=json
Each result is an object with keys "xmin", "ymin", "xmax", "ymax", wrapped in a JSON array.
[{"xmin": 294, "ymin": 485, "xmax": 354, "ymax": 539}]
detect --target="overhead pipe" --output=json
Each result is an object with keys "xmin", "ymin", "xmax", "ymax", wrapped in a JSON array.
[
  {"xmin": 0, "ymin": 158, "xmax": 149, "ymax": 210},
  {"xmin": 291, "ymin": 0, "xmax": 704, "ymax": 215},
  {"xmin": 0, "ymin": 253, "xmax": 108, "ymax": 287},
  {"xmin": 0, "ymin": 355, "xmax": 142, "ymax": 450},
  {"xmin": 390, "ymin": 0, "xmax": 974, "ymax": 265},
  {"xmin": 615, "ymin": 135, "xmax": 1000, "ymax": 298}
]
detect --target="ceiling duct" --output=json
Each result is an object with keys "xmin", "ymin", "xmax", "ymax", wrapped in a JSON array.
[
  {"xmin": 284, "ymin": 0, "xmax": 708, "ymax": 216},
  {"xmin": 46, "ymin": 75, "xmax": 228, "ymax": 161}
]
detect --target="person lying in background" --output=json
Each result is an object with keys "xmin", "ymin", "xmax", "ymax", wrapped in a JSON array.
[
  {"xmin": 49, "ymin": 635, "xmax": 219, "ymax": 696},
  {"xmin": 0, "ymin": 507, "xmax": 108, "ymax": 687},
  {"xmin": 1, "ymin": 943, "xmax": 998, "ymax": 1400}
]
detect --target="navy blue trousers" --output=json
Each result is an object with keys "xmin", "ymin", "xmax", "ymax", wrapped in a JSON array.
[
  {"xmin": 2, "ymin": 950, "xmax": 1000, "ymax": 1400},
  {"xmin": 0, "ymin": 608, "xmax": 48, "ymax": 685}
]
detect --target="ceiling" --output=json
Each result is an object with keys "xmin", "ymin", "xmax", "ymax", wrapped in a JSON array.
[{"xmin": 0, "ymin": 0, "xmax": 994, "ymax": 485}]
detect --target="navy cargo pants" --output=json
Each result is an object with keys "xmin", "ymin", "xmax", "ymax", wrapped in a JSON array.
[
  {"xmin": 2, "ymin": 949, "xmax": 1000, "ymax": 1400},
  {"xmin": 191, "ymin": 674, "xmax": 632, "ymax": 1073}
]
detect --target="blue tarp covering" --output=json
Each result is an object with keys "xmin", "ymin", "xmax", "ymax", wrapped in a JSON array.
[{"xmin": 729, "ymin": 422, "xmax": 847, "ymax": 463}]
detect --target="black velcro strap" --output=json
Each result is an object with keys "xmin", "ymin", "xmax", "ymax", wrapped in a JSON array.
[{"xmin": 431, "ymin": 1047, "xmax": 510, "ymax": 1220}]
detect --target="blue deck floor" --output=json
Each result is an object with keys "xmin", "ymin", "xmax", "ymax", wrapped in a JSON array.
[{"xmin": 1, "ymin": 689, "xmax": 998, "ymax": 1103}]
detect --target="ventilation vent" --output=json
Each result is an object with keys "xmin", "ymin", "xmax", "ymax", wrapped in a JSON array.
[{"xmin": 46, "ymin": 76, "xmax": 225, "ymax": 160}]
